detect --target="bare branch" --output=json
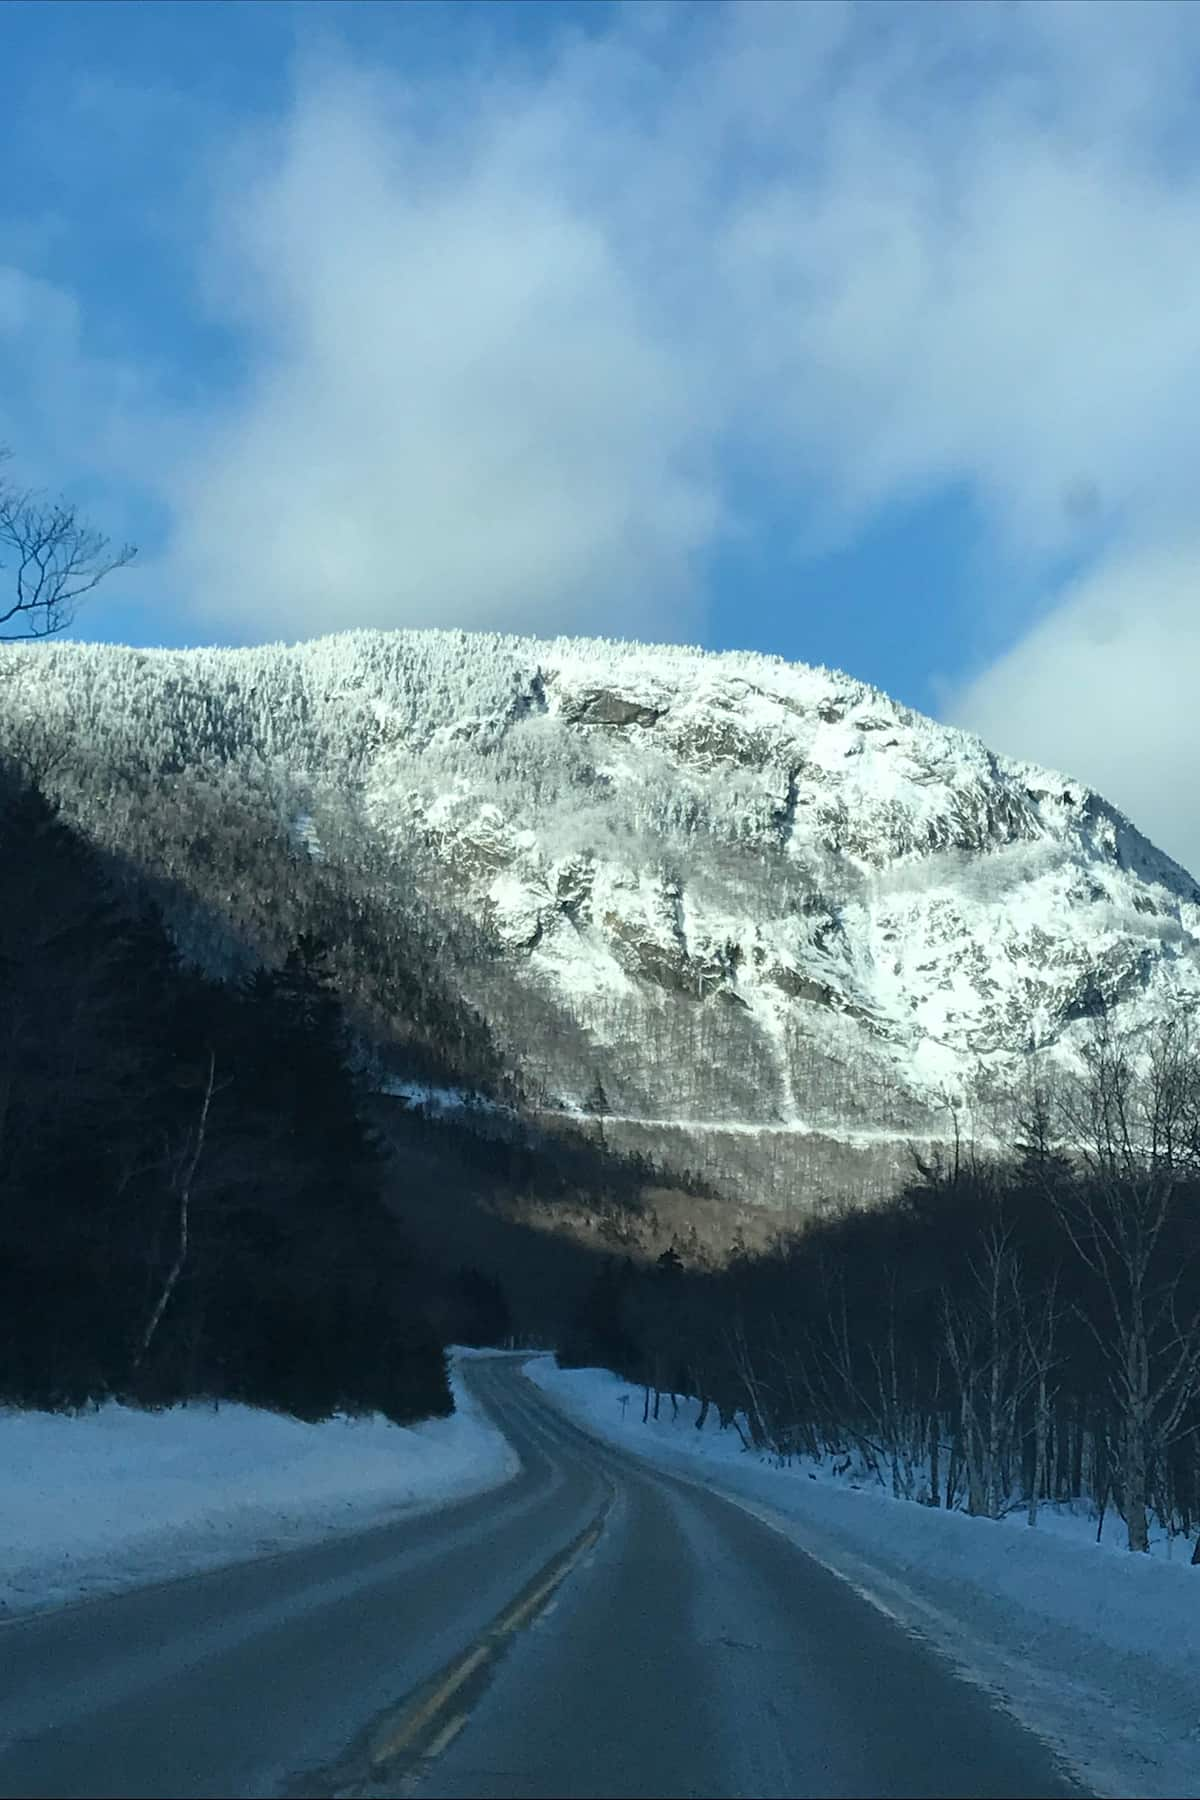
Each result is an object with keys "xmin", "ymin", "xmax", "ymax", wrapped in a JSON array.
[{"xmin": 0, "ymin": 452, "xmax": 136, "ymax": 643}]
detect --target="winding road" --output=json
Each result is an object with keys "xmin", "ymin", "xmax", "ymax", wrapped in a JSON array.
[{"xmin": 0, "ymin": 1357, "xmax": 1087, "ymax": 1799}]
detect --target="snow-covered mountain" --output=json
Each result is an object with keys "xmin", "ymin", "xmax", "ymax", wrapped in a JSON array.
[{"xmin": 6, "ymin": 628, "xmax": 1198, "ymax": 1210}]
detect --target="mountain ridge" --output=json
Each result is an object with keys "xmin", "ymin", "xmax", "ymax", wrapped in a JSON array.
[{"xmin": 5, "ymin": 626, "xmax": 1198, "ymax": 1211}]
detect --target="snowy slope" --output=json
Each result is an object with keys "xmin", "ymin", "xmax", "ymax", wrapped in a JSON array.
[
  {"xmin": 6, "ymin": 628, "xmax": 1199, "ymax": 1207},
  {"xmin": 0, "ymin": 1356, "xmax": 518, "ymax": 1618},
  {"xmin": 531, "ymin": 1357, "xmax": 1200, "ymax": 1800}
]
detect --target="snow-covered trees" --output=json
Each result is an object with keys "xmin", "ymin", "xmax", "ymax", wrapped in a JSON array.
[{"xmin": 2, "ymin": 622, "xmax": 1199, "ymax": 1219}]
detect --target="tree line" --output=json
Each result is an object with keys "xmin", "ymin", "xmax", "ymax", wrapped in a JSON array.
[{"xmin": 562, "ymin": 1018, "xmax": 1200, "ymax": 1556}]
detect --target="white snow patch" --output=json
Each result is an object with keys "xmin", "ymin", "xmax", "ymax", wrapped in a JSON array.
[
  {"xmin": 378, "ymin": 1079, "xmax": 509, "ymax": 1116},
  {"xmin": 532, "ymin": 1103, "xmax": 989, "ymax": 1149},
  {"xmin": 0, "ymin": 1354, "xmax": 518, "ymax": 1619},
  {"xmin": 290, "ymin": 811, "xmax": 324, "ymax": 860}
]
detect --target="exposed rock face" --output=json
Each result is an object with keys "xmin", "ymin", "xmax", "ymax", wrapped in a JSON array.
[
  {"xmin": 558, "ymin": 687, "xmax": 666, "ymax": 727},
  {"xmin": 6, "ymin": 627, "xmax": 1200, "ymax": 1210}
]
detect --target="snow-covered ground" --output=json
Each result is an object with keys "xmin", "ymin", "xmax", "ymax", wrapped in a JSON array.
[
  {"xmin": 378, "ymin": 1077, "xmax": 510, "ymax": 1116},
  {"xmin": 0, "ymin": 1353, "xmax": 519, "ymax": 1619},
  {"xmin": 530, "ymin": 1357, "xmax": 1200, "ymax": 1800}
]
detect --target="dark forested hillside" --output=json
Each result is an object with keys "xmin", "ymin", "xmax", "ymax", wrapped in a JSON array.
[
  {"xmin": 0, "ymin": 751, "xmax": 717, "ymax": 1418},
  {"xmin": 0, "ymin": 763, "xmax": 450, "ymax": 1421}
]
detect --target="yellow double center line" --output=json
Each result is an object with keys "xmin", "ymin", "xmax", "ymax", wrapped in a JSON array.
[{"xmin": 299, "ymin": 1486, "xmax": 613, "ymax": 1797}]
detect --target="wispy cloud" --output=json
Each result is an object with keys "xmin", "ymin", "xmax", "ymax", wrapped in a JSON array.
[
  {"xmin": 161, "ymin": 3, "xmax": 1200, "ymax": 632},
  {"xmin": 167, "ymin": 51, "xmax": 724, "ymax": 643},
  {"xmin": 948, "ymin": 538, "xmax": 1200, "ymax": 877}
]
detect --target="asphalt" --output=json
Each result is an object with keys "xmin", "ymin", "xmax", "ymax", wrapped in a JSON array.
[{"xmin": 0, "ymin": 1358, "xmax": 1089, "ymax": 1799}]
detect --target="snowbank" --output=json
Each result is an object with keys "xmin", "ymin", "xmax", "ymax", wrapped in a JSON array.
[
  {"xmin": 530, "ymin": 1358, "xmax": 1200, "ymax": 1800},
  {"xmin": 0, "ymin": 1354, "xmax": 518, "ymax": 1619}
]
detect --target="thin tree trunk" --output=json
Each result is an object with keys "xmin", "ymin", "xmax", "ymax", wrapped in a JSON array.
[
  {"xmin": 1028, "ymin": 1372, "xmax": 1047, "ymax": 1528},
  {"xmin": 1123, "ymin": 1319, "xmax": 1151, "ymax": 1553},
  {"xmin": 135, "ymin": 1053, "xmax": 215, "ymax": 1373},
  {"xmin": 1123, "ymin": 1416, "xmax": 1150, "ymax": 1552},
  {"xmin": 962, "ymin": 1388, "xmax": 985, "ymax": 1516},
  {"xmin": 987, "ymin": 1348, "xmax": 1004, "ymax": 1519}
]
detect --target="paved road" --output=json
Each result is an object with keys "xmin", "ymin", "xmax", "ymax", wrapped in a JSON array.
[{"xmin": 0, "ymin": 1359, "xmax": 1087, "ymax": 1799}]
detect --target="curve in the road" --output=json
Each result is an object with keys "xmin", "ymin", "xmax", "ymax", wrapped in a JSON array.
[{"xmin": 0, "ymin": 1357, "xmax": 1090, "ymax": 1800}]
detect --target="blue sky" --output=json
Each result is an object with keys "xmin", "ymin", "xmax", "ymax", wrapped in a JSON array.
[{"xmin": 3, "ymin": 1, "xmax": 1200, "ymax": 867}]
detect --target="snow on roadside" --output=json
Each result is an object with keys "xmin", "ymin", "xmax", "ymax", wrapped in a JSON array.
[
  {"xmin": 0, "ymin": 1353, "xmax": 519, "ymax": 1620},
  {"xmin": 529, "ymin": 1357, "xmax": 1200, "ymax": 1800}
]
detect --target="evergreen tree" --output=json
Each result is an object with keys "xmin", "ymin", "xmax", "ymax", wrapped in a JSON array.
[{"xmin": 0, "ymin": 762, "xmax": 452, "ymax": 1424}]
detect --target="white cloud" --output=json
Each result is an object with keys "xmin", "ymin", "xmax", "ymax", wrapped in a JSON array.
[
  {"xmin": 159, "ymin": 1, "xmax": 1200, "ymax": 641},
  {"xmin": 699, "ymin": 5, "xmax": 1200, "ymax": 562},
  {"xmin": 165, "ymin": 57, "xmax": 725, "ymax": 643},
  {"xmin": 948, "ymin": 541, "xmax": 1200, "ymax": 878}
]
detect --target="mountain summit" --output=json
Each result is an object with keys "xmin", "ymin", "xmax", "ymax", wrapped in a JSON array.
[{"xmin": 6, "ymin": 628, "xmax": 1198, "ymax": 1209}]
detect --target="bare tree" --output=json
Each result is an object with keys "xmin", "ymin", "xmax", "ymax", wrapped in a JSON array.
[
  {"xmin": 1051, "ymin": 1014, "xmax": 1200, "ymax": 1551},
  {"xmin": 1019, "ymin": 1270, "xmax": 1061, "ymax": 1529},
  {"xmin": 0, "ymin": 450, "xmax": 136, "ymax": 642}
]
